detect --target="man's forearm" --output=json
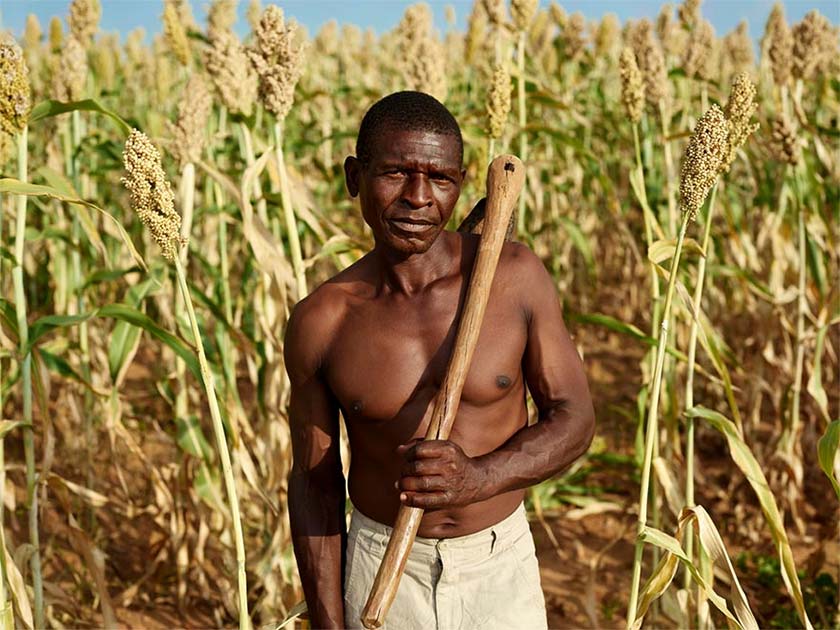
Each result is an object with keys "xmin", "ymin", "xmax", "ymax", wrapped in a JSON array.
[
  {"xmin": 288, "ymin": 470, "xmax": 346, "ymax": 629},
  {"xmin": 475, "ymin": 404, "xmax": 595, "ymax": 499}
]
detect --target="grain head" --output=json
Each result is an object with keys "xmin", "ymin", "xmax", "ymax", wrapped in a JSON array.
[
  {"xmin": 247, "ymin": 0, "xmax": 263, "ymax": 32},
  {"xmin": 683, "ymin": 18, "xmax": 715, "ymax": 79},
  {"xmin": 630, "ymin": 19, "xmax": 671, "ymax": 110},
  {"xmin": 549, "ymin": 2, "xmax": 567, "ymax": 29},
  {"xmin": 770, "ymin": 116, "xmax": 801, "ymax": 166},
  {"xmin": 792, "ymin": 10, "xmax": 835, "ymax": 81},
  {"xmin": 168, "ymin": 75, "xmax": 212, "ymax": 167},
  {"xmin": 163, "ymin": 0, "xmax": 191, "ymax": 66},
  {"xmin": 619, "ymin": 47, "xmax": 645, "ymax": 124},
  {"xmin": 483, "ymin": 0, "xmax": 506, "ymax": 29},
  {"xmin": 0, "ymin": 41, "xmax": 31, "ymax": 135},
  {"xmin": 394, "ymin": 4, "xmax": 447, "ymax": 101},
  {"xmin": 511, "ymin": 0, "xmax": 538, "ymax": 33},
  {"xmin": 208, "ymin": 0, "xmax": 238, "ymax": 38},
  {"xmin": 465, "ymin": 1, "xmax": 489, "ymax": 66},
  {"xmin": 52, "ymin": 35, "xmax": 88, "ymax": 102},
  {"xmin": 247, "ymin": 4, "xmax": 306, "ymax": 120},
  {"xmin": 764, "ymin": 3, "xmax": 793, "ymax": 87},
  {"xmin": 678, "ymin": 0, "xmax": 701, "ymax": 32},
  {"xmin": 48, "ymin": 16, "xmax": 63, "ymax": 52},
  {"xmin": 68, "ymin": 0, "xmax": 101, "ymax": 47},
  {"xmin": 204, "ymin": 29, "xmax": 258, "ymax": 117},
  {"xmin": 594, "ymin": 13, "xmax": 620, "ymax": 60},
  {"xmin": 487, "ymin": 61, "xmax": 511, "ymax": 139},
  {"xmin": 122, "ymin": 129, "xmax": 185, "ymax": 262},
  {"xmin": 679, "ymin": 104, "xmax": 728, "ymax": 219},
  {"xmin": 723, "ymin": 22, "xmax": 754, "ymax": 78},
  {"xmin": 722, "ymin": 73, "xmax": 759, "ymax": 172}
]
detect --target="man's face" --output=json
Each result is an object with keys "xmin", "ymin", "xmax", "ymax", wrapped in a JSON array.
[{"xmin": 345, "ymin": 128, "xmax": 465, "ymax": 256}]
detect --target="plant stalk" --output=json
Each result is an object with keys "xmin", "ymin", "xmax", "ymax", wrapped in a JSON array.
[
  {"xmin": 683, "ymin": 184, "xmax": 718, "ymax": 599},
  {"xmin": 516, "ymin": 30, "xmax": 528, "ymax": 236},
  {"xmin": 627, "ymin": 209, "xmax": 691, "ymax": 630},
  {"xmin": 13, "ymin": 126, "xmax": 44, "ymax": 629},
  {"xmin": 173, "ymin": 255, "xmax": 249, "ymax": 630},
  {"xmin": 273, "ymin": 121, "xmax": 308, "ymax": 299}
]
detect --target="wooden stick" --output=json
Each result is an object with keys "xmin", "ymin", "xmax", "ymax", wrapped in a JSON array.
[{"xmin": 360, "ymin": 155, "xmax": 525, "ymax": 629}]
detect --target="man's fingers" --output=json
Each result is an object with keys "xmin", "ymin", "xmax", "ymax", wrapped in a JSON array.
[
  {"xmin": 399, "ymin": 440, "xmax": 452, "ymax": 461},
  {"xmin": 398, "ymin": 475, "xmax": 446, "ymax": 492},
  {"xmin": 399, "ymin": 491, "xmax": 449, "ymax": 509}
]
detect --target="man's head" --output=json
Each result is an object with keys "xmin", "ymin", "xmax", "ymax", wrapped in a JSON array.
[
  {"xmin": 355, "ymin": 91, "xmax": 463, "ymax": 166},
  {"xmin": 345, "ymin": 91, "xmax": 466, "ymax": 257}
]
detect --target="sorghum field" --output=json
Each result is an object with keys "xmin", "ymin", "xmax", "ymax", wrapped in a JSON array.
[{"xmin": 0, "ymin": 0, "xmax": 838, "ymax": 628}]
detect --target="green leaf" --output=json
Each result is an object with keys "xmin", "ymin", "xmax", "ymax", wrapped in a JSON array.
[
  {"xmin": 37, "ymin": 166, "xmax": 109, "ymax": 263},
  {"xmin": 648, "ymin": 238, "xmax": 704, "ymax": 264},
  {"xmin": 37, "ymin": 348, "xmax": 106, "ymax": 396},
  {"xmin": 107, "ymin": 277, "xmax": 159, "ymax": 383},
  {"xmin": 686, "ymin": 406, "xmax": 813, "ymax": 630},
  {"xmin": 176, "ymin": 415, "xmax": 213, "ymax": 460},
  {"xmin": 99, "ymin": 304, "xmax": 202, "ymax": 382},
  {"xmin": 0, "ymin": 178, "xmax": 146, "ymax": 271},
  {"xmin": 27, "ymin": 312, "xmax": 96, "ymax": 354},
  {"xmin": 817, "ymin": 420, "xmax": 840, "ymax": 500},
  {"xmin": 806, "ymin": 324, "xmax": 831, "ymax": 423},
  {"xmin": 556, "ymin": 216, "xmax": 595, "ymax": 277},
  {"xmin": 29, "ymin": 98, "xmax": 132, "ymax": 135}
]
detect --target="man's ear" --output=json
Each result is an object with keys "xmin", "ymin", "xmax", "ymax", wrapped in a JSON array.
[
  {"xmin": 459, "ymin": 168, "xmax": 467, "ymax": 185},
  {"xmin": 344, "ymin": 156, "xmax": 361, "ymax": 198}
]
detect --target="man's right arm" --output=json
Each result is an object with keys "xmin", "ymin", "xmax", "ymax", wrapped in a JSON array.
[{"xmin": 285, "ymin": 298, "xmax": 346, "ymax": 629}]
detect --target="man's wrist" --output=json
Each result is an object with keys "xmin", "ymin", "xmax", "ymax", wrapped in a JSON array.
[{"xmin": 472, "ymin": 452, "xmax": 502, "ymax": 502}]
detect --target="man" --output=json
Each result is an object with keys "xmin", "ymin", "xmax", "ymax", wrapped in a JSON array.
[{"xmin": 285, "ymin": 91, "xmax": 595, "ymax": 630}]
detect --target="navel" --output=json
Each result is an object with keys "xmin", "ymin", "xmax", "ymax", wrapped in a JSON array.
[{"xmin": 496, "ymin": 375, "xmax": 512, "ymax": 389}]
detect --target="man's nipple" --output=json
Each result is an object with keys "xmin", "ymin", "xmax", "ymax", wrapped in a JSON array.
[
  {"xmin": 351, "ymin": 400, "xmax": 364, "ymax": 413},
  {"xmin": 496, "ymin": 375, "xmax": 511, "ymax": 389}
]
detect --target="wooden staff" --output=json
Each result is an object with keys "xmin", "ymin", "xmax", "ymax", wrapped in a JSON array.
[{"xmin": 360, "ymin": 155, "xmax": 526, "ymax": 629}]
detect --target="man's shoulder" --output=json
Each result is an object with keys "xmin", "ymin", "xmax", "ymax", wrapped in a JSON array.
[
  {"xmin": 284, "ymin": 256, "xmax": 372, "ymax": 374},
  {"xmin": 496, "ymin": 240, "xmax": 551, "ymax": 285}
]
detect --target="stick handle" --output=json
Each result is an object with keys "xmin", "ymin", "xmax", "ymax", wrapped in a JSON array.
[{"xmin": 360, "ymin": 156, "xmax": 525, "ymax": 629}]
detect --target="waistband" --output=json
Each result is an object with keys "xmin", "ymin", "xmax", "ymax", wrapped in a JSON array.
[{"xmin": 348, "ymin": 503, "xmax": 529, "ymax": 558}]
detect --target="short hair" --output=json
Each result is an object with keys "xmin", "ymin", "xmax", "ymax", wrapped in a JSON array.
[{"xmin": 356, "ymin": 91, "xmax": 463, "ymax": 164}]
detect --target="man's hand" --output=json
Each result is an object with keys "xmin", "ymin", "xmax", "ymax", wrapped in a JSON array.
[{"xmin": 396, "ymin": 440, "xmax": 489, "ymax": 509}]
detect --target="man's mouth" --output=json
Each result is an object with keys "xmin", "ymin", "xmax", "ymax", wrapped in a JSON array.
[{"xmin": 387, "ymin": 218, "xmax": 435, "ymax": 233}]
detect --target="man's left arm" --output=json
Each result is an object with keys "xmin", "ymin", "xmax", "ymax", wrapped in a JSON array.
[{"xmin": 397, "ymin": 248, "xmax": 596, "ymax": 508}]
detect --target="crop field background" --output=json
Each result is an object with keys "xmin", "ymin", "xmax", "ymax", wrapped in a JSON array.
[{"xmin": 0, "ymin": 0, "xmax": 838, "ymax": 628}]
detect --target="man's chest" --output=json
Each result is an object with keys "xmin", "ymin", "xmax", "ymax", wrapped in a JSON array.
[{"xmin": 323, "ymin": 291, "xmax": 528, "ymax": 423}]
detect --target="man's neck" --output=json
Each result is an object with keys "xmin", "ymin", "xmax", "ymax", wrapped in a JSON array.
[{"xmin": 373, "ymin": 232, "xmax": 460, "ymax": 297}]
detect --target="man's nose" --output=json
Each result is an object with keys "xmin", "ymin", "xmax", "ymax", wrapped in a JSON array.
[{"xmin": 401, "ymin": 172, "xmax": 433, "ymax": 208}]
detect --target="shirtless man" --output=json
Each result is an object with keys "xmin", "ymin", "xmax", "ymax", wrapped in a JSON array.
[{"xmin": 285, "ymin": 91, "xmax": 595, "ymax": 630}]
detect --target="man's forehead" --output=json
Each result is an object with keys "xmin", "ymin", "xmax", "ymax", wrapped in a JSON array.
[{"xmin": 365, "ymin": 128, "xmax": 462, "ymax": 165}]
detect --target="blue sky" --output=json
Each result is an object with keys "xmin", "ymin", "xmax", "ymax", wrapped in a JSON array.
[{"xmin": 1, "ymin": 1, "xmax": 837, "ymax": 44}]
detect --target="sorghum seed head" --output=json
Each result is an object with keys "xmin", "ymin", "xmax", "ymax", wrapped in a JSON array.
[
  {"xmin": 563, "ymin": 12, "xmax": 587, "ymax": 60},
  {"xmin": 723, "ymin": 21, "xmax": 754, "ymax": 78},
  {"xmin": 619, "ymin": 47, "xmax": 645, "ymax": 124},
  {"xmin": 122, "ymin": 129, "xmax": 185, "ymax": 262},
  {"xmin": 163, "ymin": 0, "xmax": 191, "ymax": 66},
  {"xmin": 678, "ymin": 0, "xmax": 700, "ymax": 31},
  {"xmin": 168, "ymin": 74, "xmax": 212, "ymax": 166},
  {"xmin": 770, "ymin": 116, "xmax": 801, "ymax": 166},
  {"xmin": 49, "ymin": 16, "xmax": 63, "ymax": 51},
  {"xmin": 53, "ymin": 35, "xmax": 88, "ymax": 101},
  {"xmin": 483, "ymin": 0, "xmax": 506, "ymax": 28},
  {"xmin": 594, "ymin": 13, "xmax": 620, "ymax": 60},
  {"xmin": 207, "ymin": 0, "xmax": 237, "ymax": 37},
  {"xmin": 549, "ymin": 2, "xmax": 567, "ymax": 29},
  {"xmin": 722, "ymin": 73, "xmax": 759, "ymax": 171},
  {"xmin": 68, "ymin": 0, "xmax": 101, "ymax": 46},
  {"xmin": 0, "ymin": 41, "xmax": 31, "ymax": 135},
  {"xmin": 204, "ymin": 29, "xmax": 258, "ymax": 117},
  {"xmin": 792, "ymin": 10, "xmax": 835, "ymax": 80},
  {"xmin": 679, "ymin": 104, "xmax": 729, "ymax": 219},
  {"xmin": 630, "ymin": 19, "xmax": 671, "ymax": 110},
  {"xmin": 511, "ymin": 0, "xmax": 538, "ymax": 32},
  {"xmin": 764, "ymin": 3, "xmax": 793, "ymax": 87},
  {"xmin": 247, "ymin": 5, "xmax": 306, "ymax": 120},
  {"xmin": 486, "ymin": 61, "xmax": 511, "ymax": 139},
  {"xmin": 394, "ymin": 4, "xmax": 447, "ymax": 101},
  {"xmin": 683, "ymin": 18, "xmax": 715, "ymax": 79},
  {"xmin": 465, "ymin": 1, "xmax": 489, "ymax": 66}
]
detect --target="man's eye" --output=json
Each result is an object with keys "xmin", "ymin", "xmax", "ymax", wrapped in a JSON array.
[{"xmin": 431, "ymin": 174, "xmax": 452, "ymax": 183}]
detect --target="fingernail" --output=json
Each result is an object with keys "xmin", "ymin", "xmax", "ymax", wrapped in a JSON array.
[
  {"xmin": 400, "ymin": 493, "xmax": 407, "ymax": 502},
  {"xmin": 394, "ymin": 481, "xmax": 399, "ymax": 489}
]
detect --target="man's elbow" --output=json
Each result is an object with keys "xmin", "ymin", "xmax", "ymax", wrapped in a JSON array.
[{"xmin": 572, "ymin": 401, "xmax": 596, "ymax": 460}]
